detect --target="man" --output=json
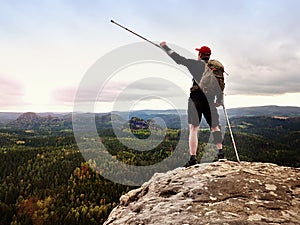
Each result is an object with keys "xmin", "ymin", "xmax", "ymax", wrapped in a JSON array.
[{"xmin": 160, "ymin": 42, "xmax": 224, "ymax": 166}]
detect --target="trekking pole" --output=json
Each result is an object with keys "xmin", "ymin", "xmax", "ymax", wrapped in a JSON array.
[
  {"xmin": 111, "ymin": 19, "xmax": 161, "ymax": 48},
  {"xmin": 222, "ymin": 104, "xmax": 240, "ymax": 163}
]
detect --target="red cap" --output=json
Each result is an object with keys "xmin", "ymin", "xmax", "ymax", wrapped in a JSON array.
[{"xmin": 195, "ymin": 46, "xmax": 211, "ymax": 54}]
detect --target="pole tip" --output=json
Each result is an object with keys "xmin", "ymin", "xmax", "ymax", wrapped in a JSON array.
[{"xmin": 110, "ymin": 19, "xmax": 114, "ymax": 23}]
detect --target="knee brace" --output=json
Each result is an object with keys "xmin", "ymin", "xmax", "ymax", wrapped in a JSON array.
[{"xmin": 212, "ymin": 131, "xmax": 223, "ymax": 144}]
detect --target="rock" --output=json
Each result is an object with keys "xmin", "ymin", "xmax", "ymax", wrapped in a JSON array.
[{"xmin": 104, "ymin": 161, "xmax": 300, "ymax": 225}]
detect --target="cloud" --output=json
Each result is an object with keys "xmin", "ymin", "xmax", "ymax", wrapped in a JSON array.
[
  {"xmin": 52, "ymin": 86, "xmax": 77, "ymax": 103},
  {"xmin": 55, "ymin": 78, "xmax": 186, "ymax": 106},
  {"xmin": 149, "ymin": 0, "xmax": 300, "ymax": 97},
  {"xmin": 104, "ymin": 78, "xmax": 187, "ymax": 103},
  {"xmin": 0, "ymin": 76, "xmax": 24, "ymax": 109},
  {"xmin": 225, "ymin": 37, "xmax": 300, "ymax": 95},
  {"xmin": 1, "ymin": 0, "xmax": 300, "ymax": 112}
]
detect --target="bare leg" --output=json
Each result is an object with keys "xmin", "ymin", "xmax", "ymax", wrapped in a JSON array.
[
  {"xmin": 211, "ymin": 125, "xmax": 222, "ymax": 150},
  {"xmin": 189, "ymin": 124, "xmax": 199, "ymax": 155}
]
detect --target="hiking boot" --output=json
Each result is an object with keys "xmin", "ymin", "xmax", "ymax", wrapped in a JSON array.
[
  {"xmin": 217, "ymin": 150, "xmax": 225, "ymax": 160},
  {"xmin": 184, "ymin": 156, "xmax": 198, "ymax": 167}
]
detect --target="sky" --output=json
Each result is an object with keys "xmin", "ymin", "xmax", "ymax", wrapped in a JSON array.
[{"xmin": 1, "ymin": 0, "xmax": 299, "ymax": 112}]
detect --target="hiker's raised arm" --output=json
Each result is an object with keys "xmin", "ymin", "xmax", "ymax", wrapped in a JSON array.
[
  {"xmin": 160, "ymin": 41, "xmax": 191, "ymax": 66},
  {"xmin": 160, "ymin": 41, "xmax": 206, "ymax": 82}
]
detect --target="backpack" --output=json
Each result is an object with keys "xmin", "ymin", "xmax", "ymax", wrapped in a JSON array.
[{"xmin": 199, "ymin": 59, "xmax": 225, "ymax": 96}]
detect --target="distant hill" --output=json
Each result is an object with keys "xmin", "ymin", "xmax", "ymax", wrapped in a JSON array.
[
  {"xmin": 6, "ymin": 112, "xmax": 72, "ymax": 131},
  {"xmin": 113, "ymin": 105, "xmax": 300, "ymax": 120},
  {"xmin": 227, "ymin": 105, "xmax": 300, "ymax": 117},
  {"xmin": 0, "ymin": 106, "xmax": 299, "ymax": 130},
  {"xmin": 0, "ymin": 112, "xmax": 22, "ymax": 126},
  {"xmin": 0, "ymin": 112, "xmax": 69, "ymax": 125},
  {"xmin": 113, "ymin": 106, "xmax": 300, "ymax": 129},
  {"xmin": 95, "ymin": 112, "xmax": 125, "ymax": 129}
]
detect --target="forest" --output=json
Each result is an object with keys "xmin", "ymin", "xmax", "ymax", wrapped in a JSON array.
[{"xmin": 0, "ymin": 111, "xmax": 299, "ymax": 225}]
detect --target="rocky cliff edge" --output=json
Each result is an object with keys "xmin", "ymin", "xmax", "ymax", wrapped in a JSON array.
[{"xmin": 104, "ymin": 161, "xmax": 300, "ymax": 225}]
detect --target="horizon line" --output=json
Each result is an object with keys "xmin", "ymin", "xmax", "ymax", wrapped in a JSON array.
[{"xmin": 0, "ymin": 104, "xmax": 299, "ymax": 114}]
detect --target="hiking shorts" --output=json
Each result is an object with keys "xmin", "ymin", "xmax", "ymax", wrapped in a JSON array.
[{"xmin": 187, "ymin": 97, "xmax": 219, "ymax": 128}]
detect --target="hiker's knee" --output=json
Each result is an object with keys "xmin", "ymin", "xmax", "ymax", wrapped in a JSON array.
[
  {"xmin": 189, "ymin": 124, "xmax": 199, "ymax": 133},
  {"xmin": 211, "ymin": 125, "xmax": 220, "ymax": 132},
  {"xmin": 212, "ymin": 130, "xmax": 222, "ymax": 144}
]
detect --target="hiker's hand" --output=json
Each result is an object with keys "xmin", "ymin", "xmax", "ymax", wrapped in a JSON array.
[{"xmin": 160, "ymin": 41, "xmax": 167, "ymax": 47}]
